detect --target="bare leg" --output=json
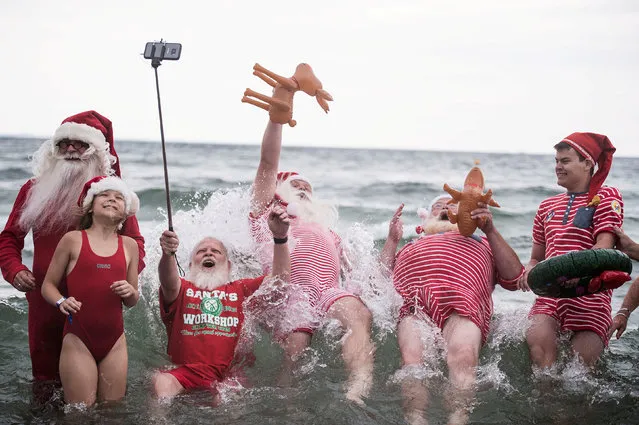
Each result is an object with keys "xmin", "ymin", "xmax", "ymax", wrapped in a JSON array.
[
  {"xmin": 526, "ymin": 314, "xmax": 560, "ymax": 369},
  {"xmin": 97, "ymin": 334, "xmax": 128, "ymax": 402},
  {"xmin": 278, "ymin": 331, "xmax": 312, "ymax": 387},
  {"xmin": 152, "ymin": 371, "xmax": 184, "ymax": 399},
  {"xmin": 326, "ymin": 297, "xmax": 375, "ymax": 403},
  {"xmin": 59, "ymin": 333, "xmax": 98, "ymax": 405},
  {"xmin": 571, "ymin": 330, "xmax": 604, "ymax": 367},
  {"xmin": 398, "ymin": 316, "xmax": 429, "ymax": 425},
  {"xmin": 442, "ymin": 314, "xmax": 482, "ymax": 425}
]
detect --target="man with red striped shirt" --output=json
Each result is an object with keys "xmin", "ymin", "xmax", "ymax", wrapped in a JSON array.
[
  {"xmin": 249, "ymin": 120, "xmax": 374, "ymax": 404},
  {"xmin": 518, "ymin": 132, "xmax": 623, "ymax": 368},
  {"xmin": 381, "ymin": 195, "xmax": 523, "ymax": 425}
]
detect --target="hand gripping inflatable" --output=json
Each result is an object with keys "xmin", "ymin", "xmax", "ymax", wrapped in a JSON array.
[
  {"xmin": 528, "ymin": 249, "xmax": 633, "ymax": 298},
  {"xmin": 241, "ymin": 63, "xmax": 333, "ymax": 127},
  {"xmin": 443, "ymin": 161, "xmax": 500, "ymax": 237}
]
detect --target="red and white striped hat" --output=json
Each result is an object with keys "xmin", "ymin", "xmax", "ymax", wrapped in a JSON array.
[{"xmin": 276, "ymin": 171, "xmax": 311, "ymax": 186}]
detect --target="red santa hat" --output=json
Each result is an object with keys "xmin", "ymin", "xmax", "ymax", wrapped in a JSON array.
[
  {"xmin": 77, "ymin": 176, "xmax": 139, "ymax": 216},
  {"xmin": 559, "ymin": 132, "xmax": 616, "ymax": 204},
  {"xmin": 52, "ymin": 110, "xmax": 121, "ymax": 176},
  {"xmin": 276, "ymin": 171, "xmax": 311, "ymax": 187}
]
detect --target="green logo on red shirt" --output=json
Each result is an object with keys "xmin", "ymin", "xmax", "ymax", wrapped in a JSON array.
[{"xmin": 200, "ymin": 297, "xmax": 223, "ymax": 316}]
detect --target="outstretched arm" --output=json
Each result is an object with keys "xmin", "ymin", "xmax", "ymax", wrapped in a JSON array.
[
  {"xmin": 608, "ymin": 277, "xmax": 639, "ymax": 340},
  {"xmin": 380, "ymin": 204, "xmax": 404, "ymax": 277},
  {"xmin": 613, "ymin": 227, "xmax": 639, "ymax": 260},
  {"xmin": 251, "ymin": 121, "xmax": 283, "ymax": 216},
  {"xmin": 516, "ymin": 243, "xmax": 545, "ymax": 292},
  {"xmin": 473, "ymin": 203, "xmax": 523, "ymax": 284},
  {"xmin": 268, "ymin": 205, "xmax": 290, "ymax": 282},
  {"xmin": 158, "ymin": 230, "xmax": 181, "ymax": 304}
]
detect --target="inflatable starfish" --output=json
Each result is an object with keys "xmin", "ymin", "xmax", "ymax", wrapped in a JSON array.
[{"xmin": 443, "ymin": 161, "xmax": 500, "ymax": 237}]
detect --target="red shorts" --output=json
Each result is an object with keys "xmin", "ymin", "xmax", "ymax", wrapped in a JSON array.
[
  {"xmin": 529, "ymin": 293, "xmax": 612, "ymax": 345},
  {"xmin": 166, "ymin": 364, "xmax": 223, "ymax": 391},
  {"xmin": 398, "ymin": 288, "xmax": 491, "ymax": 344}
]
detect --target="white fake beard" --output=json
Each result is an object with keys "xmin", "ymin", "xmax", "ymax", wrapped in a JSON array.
[
  {"xmin": 421, "ymin": 216, "xmax": 458, "ymax": 235},
  {"xmin": 19, "ymin": 153, "xmax": 103, "ymax": 234},
  {"xmin": 187, "ymin": 265, "xmax": 230, "ymax": 290},
  {"xmin": 276, "ymin": 184, "xmax": 338, "ymax": 230}
]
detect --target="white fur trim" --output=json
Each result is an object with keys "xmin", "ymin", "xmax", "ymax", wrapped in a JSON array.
[
  {"xmin": 284, "ymin": 174, "xmax": 311, "ymax": 186},
  {"xmin": 82, "ymin": 176, "xmax": 139, "ymax": 216},
  {"xmin": 561, "ymin": 138, "xmax": 595, "ymax": 163},
  {"xmin": 52, "ymin": 122, "xmax": 107, "ymax": 150}
]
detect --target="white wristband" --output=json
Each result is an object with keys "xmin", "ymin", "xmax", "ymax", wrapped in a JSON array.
[{"xmin": 55, "ymin": 297, "xmax": 67, "ymax": 308}]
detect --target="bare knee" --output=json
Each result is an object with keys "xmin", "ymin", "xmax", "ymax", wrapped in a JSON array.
[
  {"xmin": 343, "ymin": 301, "xmax": 372, "ymax": 333},
  {"xmin": 282, "ymin": 332, "xmax": 311, "ymax": 361},
  {"xmin": 152, "ymin": 372, "xmax": 182, "ymax": 399},
  {"xmin": 446, "ymin": 344, "xmax": 478, "ymax": 372}
]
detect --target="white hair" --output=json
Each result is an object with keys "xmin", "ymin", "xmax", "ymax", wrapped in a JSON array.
[
  {"xmin": 19, "ymin": 151, "xmax": 106, "ymax": 234},
  {"xmin": 276, "ymin": 181, "xmax": 338, "ymax": 230}
]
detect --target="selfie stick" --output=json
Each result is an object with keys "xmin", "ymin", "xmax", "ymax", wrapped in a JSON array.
[
  {"xmin": 148, "ymin": 42, "xmax": 176, "ymax": 231},
  {"xmin": 145, "ymin": 40, "xmax": 185, "ymax": 276}
]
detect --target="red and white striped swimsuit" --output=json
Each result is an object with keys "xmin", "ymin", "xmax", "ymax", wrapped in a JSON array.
[
  {"xmin": 529, "ymin": 186, "xmax": 624, "ymax": 344},
  {"xmin": 249, "ymin": 208, "xmax": 354, "ymax": 334},
  {"xmin": 393, "ymin": 231, "xmax": 518, "ymax": 343}
]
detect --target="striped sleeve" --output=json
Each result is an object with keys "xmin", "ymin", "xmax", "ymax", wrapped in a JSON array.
[
  {"xmin": 592, "ymin": 186, "xmax": 623, "ymax": 239},
  {"xmin": 532, "ymin": 198, "xmax": 551, "ymax": 246}
]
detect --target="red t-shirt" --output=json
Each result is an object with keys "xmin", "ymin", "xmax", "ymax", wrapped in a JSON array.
[{"xmin": 160, "ymin": 277, "xmax": 265, "ymax": 379}]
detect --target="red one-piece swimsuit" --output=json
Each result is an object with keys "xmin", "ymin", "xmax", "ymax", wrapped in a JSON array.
[{"xmin": 63, "ymin": 230, "xmax": 127, "ymax": 362}]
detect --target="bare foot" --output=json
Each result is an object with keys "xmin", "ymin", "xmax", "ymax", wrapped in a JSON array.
[
  {"xmin": 344, "ymin": 372, "xmax": 372, "ymax": 405},
  {"xmin": 448, "ymin": 408, "xmax": 469, "ymax": 425},
  {"xmin": 405, "ymin": 410, "xmax": 429, "ymax": 425}
]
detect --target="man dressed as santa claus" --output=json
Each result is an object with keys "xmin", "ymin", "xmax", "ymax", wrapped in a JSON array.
[
  {"xmin": 0, "ymin": 110, "xmax": 146, "ymax": 398},
  {"xmin": 249, "ymin": 120, "xmax": 375, "ymax": 404}
]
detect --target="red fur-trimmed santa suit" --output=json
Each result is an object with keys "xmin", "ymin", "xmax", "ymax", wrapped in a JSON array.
[{"xmin": 0, "ymin": 111, "xmax": 145, "ymax": 381}]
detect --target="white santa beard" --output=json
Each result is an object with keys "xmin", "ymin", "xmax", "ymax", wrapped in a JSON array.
[
  {"xmin": 19, "ymin": 155, "xmax": 103, "ymax": 234},
  {"xmin": 187, "ymin": 265, "xmax": 230, "ymax": 290},
  {"xmin": 422, "ymin": 217, "xmax": 458, "ymax": 235},
  {"xmin": 276, "ymin": 184, "xmax": 338, "ymax": 230}
]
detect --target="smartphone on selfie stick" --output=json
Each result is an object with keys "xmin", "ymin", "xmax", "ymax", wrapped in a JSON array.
[
  {"xmin": 142, "ymin": 40, "xmax": 182, "ymax": 231},
  {"xmin": 143, "ymin": 40, "xmax": 185, "ymax": 275}
]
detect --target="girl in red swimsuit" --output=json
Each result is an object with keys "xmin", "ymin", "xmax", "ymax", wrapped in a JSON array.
[{"xmin": 41, "ymin": 176, "xmax": 140, "ymax": 406}]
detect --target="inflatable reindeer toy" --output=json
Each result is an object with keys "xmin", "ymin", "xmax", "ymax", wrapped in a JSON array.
[
  {"xmin": 443, "ymin": 160, "xmax": 500, "ymax": 237},
  {"xmin": 241, "ymin": 63, "xmax": 333, "ymax": 127}
]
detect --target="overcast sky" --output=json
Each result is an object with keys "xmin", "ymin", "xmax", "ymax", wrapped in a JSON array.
[{"xmin": 2, "ymin": 0, "xmax": 638, "ymax": 156}]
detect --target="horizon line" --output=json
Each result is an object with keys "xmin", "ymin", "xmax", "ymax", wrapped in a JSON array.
[{"xmin": 1, "ymin": 134, "xmax": 638, "ymax": 159}]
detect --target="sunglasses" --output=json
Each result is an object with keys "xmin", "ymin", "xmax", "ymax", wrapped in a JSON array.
[{"xmin": 57, "ymin": 140, "xmax": 90, "ymax": 150}]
